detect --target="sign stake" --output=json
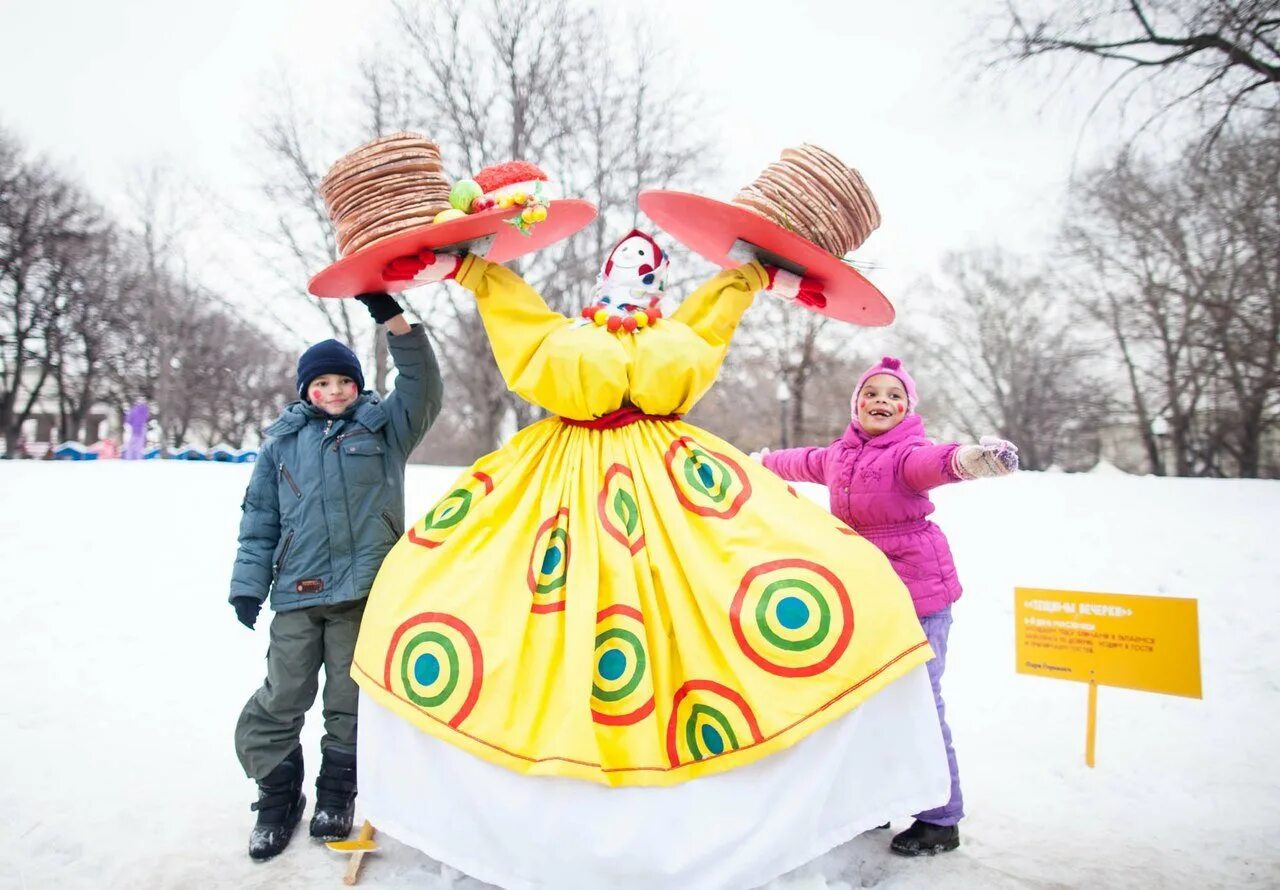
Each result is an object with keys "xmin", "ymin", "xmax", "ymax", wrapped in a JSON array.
[{"xmin": 1085, "ymin": 673, "xmax": 1098, "ymax": 768}]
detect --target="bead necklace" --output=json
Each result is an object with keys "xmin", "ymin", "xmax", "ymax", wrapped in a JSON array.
[{"xmin": 579, "ymin": 303, "xmax": 664, "ymax": 333}]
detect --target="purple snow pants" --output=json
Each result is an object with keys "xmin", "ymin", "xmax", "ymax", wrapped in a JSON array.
[{"xmin": 915, "ymin": 606, "xmax": 964, "ymax": 826}]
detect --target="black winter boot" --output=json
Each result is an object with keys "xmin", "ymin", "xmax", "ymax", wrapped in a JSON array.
[
  {"xmin": 890, "ymin": 819, "xmax": 960, "ymax": 856},
  {"xmin": 248, "ymin": 746, "xmax": 306, "ymax": 861},
  {"xmin": 309, "ymin": 748, "xmax": 357, "ymax": 841}
]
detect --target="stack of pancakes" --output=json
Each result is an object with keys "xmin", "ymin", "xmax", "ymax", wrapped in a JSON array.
[
  {"xmin": 732, "ymin": 144, "xmax": 880, "ymax": 257},
  {"xmin": 321, "ymin": 133, "xmax": 452, "ymax": 256}
]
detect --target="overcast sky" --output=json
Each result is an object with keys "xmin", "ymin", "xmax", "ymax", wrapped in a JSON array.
[{"xmin": 0, "ymin": 0, "xmax": 1116, "ymax": 331}]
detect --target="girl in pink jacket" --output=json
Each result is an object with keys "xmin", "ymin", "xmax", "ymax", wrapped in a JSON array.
[{"xmin": 759, "ymin": 356, "xmax": 1017, "ymax": 857}]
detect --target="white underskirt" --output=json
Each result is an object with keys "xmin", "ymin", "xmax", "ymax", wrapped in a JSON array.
[{"xmin": 358, "ymin": 664, "xmax": 948, "ymax": 890}]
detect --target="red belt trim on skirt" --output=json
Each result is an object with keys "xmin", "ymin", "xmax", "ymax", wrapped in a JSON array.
[{"xmin": 559, "ymin": 406, "xmax": 683, "ymax": 429}]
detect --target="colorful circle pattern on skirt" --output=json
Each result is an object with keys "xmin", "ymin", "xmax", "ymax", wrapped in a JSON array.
[
  {"xmin": 665, "ymin": 679, "xmax": 764, "ymax": 767},
  {"xmin": 408, "ymin": 471, "xmax": 494, "ymax": 549},
  {"xmin": 731, "ymin": 558, "xmax": 854, "ymax": 677},
  {"xmin": 591, "ymin": 604, "xmax": 655, "ymax": 726},
  {"xmin": 383, "ymin": 612, "xmax": 484, "ymax": 729},
  {"xmin": 598, "ymin": 464, "xmax": 645, "ymax": 555},
  {"xmin": 663, "ymin": 435, "xmax": 752, "ymax": 519},
  {"xmin": 528, "ymin": 507, "xmax": 571, "ymax": 613}
]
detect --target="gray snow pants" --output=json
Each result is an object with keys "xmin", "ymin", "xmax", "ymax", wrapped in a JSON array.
[{"xmin": 234, "ymin": 599, "xmax": 366, "ymax": 779}]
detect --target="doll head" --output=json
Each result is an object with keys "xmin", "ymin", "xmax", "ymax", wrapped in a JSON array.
[
  {"xmin": 602, "ymin": 229, "xmax": 667, "ymax": 289},
  {"xmin": 581, "ymin": 229, "xmax": 670, "ymax": 332}
]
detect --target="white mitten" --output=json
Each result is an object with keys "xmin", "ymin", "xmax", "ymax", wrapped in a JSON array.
[
  {"xmin": 762, "ymin": 267, "xmax": 827, "ymax": 309},
  {"xmin": 952, "ymin": 436, "xmax": 1019, "ymax": 479},
  {"xmin": 749, "ymin": 447, "xmax": 771, "ymax": 462}
]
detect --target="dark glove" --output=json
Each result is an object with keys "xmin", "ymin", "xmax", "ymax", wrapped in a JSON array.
[
  {"xmin": 354, "ymin": 291, "xmax": 404, "ymax": 324},
  {"xmin": 232, "ymin": 596, "xmax": 262, "ymax": 630}
]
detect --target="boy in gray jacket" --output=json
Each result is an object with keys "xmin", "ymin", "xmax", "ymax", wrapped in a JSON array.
[{"xmin": 228, "ymin": 292, "xmax": 441, "ymax": 860}]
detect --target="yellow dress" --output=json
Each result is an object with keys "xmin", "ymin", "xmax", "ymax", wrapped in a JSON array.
[{"xmin": 352, "ymin": 255, "xmax": 931, "ymax": 787}]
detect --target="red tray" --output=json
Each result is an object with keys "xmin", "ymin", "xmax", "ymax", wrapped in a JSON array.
[
  {"xmin": 637, "ymin": 190, "xmax": 893, "ymax": 326},
  {"xmin": 308, "ymin": 199, "xmax": 597, "ymax": 298}
]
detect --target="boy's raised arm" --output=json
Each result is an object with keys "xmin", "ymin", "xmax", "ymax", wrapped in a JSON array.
[{"xmin": 353, "ymin": 290, "xmax": 444, "ymax": 458}]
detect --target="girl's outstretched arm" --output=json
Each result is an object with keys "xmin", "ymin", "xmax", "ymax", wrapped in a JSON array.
[
  {"xmin": 901, "ymin": 443, "xmax": 964, "ymax": 493},
  {"xmin": 761, "ymin": 444, "xmax": 830, "ymax": 484},
  {"xmin": 902, "ymin": 436, "xmax": 1018, "ymax": 491}
]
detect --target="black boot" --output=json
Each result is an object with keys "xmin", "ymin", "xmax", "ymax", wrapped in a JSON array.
[
  {"xmin": 309, "ymin": 748, "xmax": 357, "ymax": 841},
  {"xmin": 248, "ymin": 746, "xmax": 306, "ymax": 861},
  {"xmin": 890, "ymin": 819, "xmax": 960, "ymax": 856}
]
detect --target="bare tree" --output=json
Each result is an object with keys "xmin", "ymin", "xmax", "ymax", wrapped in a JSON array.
[
  {"xmin": 239, "ymin": 85, "xmax": 357, "ymax": 349},
  {"xmin": 1196, "ymin": 121, "xmax": 1280, "ymax": 475},
  {"xmin": 994, "ymin": 0, "xmax": 1280, "ymax": 147},
  {"xmin": 47, "ymin": 228, "xmax": 141, "ymax": 443},
  {"xmin": 378, "ymin": 0, "xmax": 714, "ymax": 453},
  {"xmin": 1065, "ymin": 123, "xmax": 1279, "ymax": 476},
  {"xmin": 249, "ymin": 0, "xmax": 715, "ymax": 458},
  {"xmin": 1070, "ymin": 156, "xmax": 1211, "ymax": 474},
  {"xmin": 170, "ymin": 305, "xmax": 297, "ymax": 449},
  {"xmin": 720, "ymin": 298, "xmax": 868, "ymax": 450},
  {"xmin": 0, "ymin": 127, "xmax": 317, "ymax": 456},
  {"xmin": 906, "ymin": 250, "xmax": 1109, "ymax": 471},
  {"xmin": 120, "ymin": 164, "xmax": 214, "ymax": 452},
  {"xmin": 693, "ymin": 311, "xmax": 867, "ymax": 456},
  {"xmin": 0, "ymin": 128, "xmax": 103, "ymax": 453}
]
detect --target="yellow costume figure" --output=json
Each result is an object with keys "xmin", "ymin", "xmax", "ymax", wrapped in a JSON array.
[{"xmin": 352, "ymin": 247, "xmax": 934, "ymax": 788}]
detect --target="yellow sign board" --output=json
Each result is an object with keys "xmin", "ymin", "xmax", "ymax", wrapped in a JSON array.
[{"xmin": 1015, "ymin": 588, "xmax": 1201, "ymax": 699}]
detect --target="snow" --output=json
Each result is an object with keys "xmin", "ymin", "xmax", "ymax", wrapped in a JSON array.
[{"xmin": 1, "ymin": 462, "xmax": 1277, "ymax": 888}]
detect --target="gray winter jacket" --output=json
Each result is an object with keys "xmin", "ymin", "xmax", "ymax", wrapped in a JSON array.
[{"xmin": 228, "ymin": 324, "xmax": 442, "ymax": 612}]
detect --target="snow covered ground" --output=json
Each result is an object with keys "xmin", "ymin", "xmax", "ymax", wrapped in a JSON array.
[{"xmin": 1, "ymin": 461, "xmax": 1277, "ymax": 889}]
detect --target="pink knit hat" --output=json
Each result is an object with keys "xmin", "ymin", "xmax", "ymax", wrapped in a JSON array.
[{"xmin": 852, "ymin": 355, "xmax": 919, "ymax": 417}]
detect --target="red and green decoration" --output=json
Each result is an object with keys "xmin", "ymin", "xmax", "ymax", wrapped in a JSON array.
[
  {"xmin": 663, "ymin": 436, "xmax": 752, "ymax": 519},
  {"xmin": 383, "ymin": 611, "xmax": 484, "ymax": 729},
  {"xmin": 665, "ymin": 679, "xmax": 764, "ymax": 767},
  {"xmin": 528, "ymin": 507, "xmax": 571, "ymax": 613},
  {"xmin": 730, "ymin": 558, "xmax": 854, "ymax": 677},
  {"xmin": 590, "ymin": 605, "xmax": 655, "ymax": 726},
  {"xmin": 598, "ymin": 464, "xmax": 645, "ymax": 555},
  {"xmin": 408, "ymin": 471, "xmax": 494, "ymax": 549},
  {"xmin": 443, "ymin": 161, "xmax": 553, "ymax": 236}
]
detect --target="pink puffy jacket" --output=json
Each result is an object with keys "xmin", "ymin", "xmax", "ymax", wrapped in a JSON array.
[{"xmin": 762, "ymin": 414, "xmax": 963, "ymax": 618}]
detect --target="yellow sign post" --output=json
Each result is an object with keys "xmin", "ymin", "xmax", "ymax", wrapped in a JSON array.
[{"xmin": 1014, "ymin": 588, "xmax": 1201, "ymax": 767}]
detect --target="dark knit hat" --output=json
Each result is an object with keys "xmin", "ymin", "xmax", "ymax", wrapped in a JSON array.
[{"xmin": 296, "ymin": 339, "xmax": 364, "ymax": 400}]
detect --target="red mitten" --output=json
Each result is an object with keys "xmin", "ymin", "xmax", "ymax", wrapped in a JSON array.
[
  {"xmin": 381, "ymin": 249, "xmax": 461, "ymax": 284},
  {"xmin": 763, "ymin": 266, "xmax": 827, "ymax": 309}
]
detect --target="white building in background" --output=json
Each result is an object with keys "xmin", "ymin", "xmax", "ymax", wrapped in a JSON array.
[{"xmin": 1, "ymin": 366, "xmax": 118, "ymax": 457}]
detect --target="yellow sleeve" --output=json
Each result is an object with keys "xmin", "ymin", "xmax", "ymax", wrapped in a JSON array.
[
  {"xmin": 671, "ymin": 261, "xmax": 767, "ymax": 356},
  {"xmin": 453, "ymin": 255, "xmax": 630, "ymax": 418},
  {"xmin": 454, "ymin": 255, "xmax": 569, "ymax": 387}
]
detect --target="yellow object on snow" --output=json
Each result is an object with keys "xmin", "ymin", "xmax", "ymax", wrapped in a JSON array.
[{"xmin": 351, "ymin": 257, "xmax": 931, "ymax": 787}]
